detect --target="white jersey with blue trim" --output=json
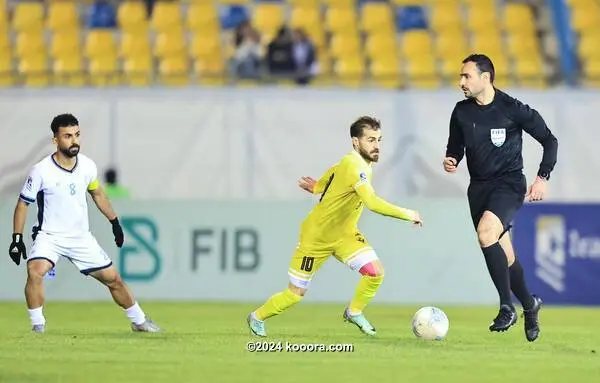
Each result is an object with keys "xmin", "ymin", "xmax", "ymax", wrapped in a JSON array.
[{"xmin": 19, "ymin": 153, "xmax": 99, "ymax": 238}]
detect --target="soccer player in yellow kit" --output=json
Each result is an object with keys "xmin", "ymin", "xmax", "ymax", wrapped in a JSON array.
[{"xmin": 246, "ymin": 116, "xmax": 423, "ymax": 337}]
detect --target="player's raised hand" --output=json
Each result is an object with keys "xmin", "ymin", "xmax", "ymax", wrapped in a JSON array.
[
  {"xmin": 110, "ymin": 218, "xmax": 124, "ymax": 248},
  {"xmin": 443, "ymin": 157, "xmax": 458, "ymax": 173},
  {"xmin": 8, "ymin": 233, "xmax": 27, "ymax": 265},
  {"xmin": 525, "ymin": 177, "xmax": 547, "ymax": 202},
  {"xmin": 298, "ymin": 176, "xmax": 316, "ymax": 194}
]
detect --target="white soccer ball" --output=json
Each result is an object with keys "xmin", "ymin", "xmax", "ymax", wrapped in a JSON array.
[{"xmin": 411, "ymin": 306, "xmax": 449, "ymax": 340}]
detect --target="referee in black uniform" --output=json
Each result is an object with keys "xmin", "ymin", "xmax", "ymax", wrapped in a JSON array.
[{"xmin": 443, "ymin": 54, "xmax": 558, "ymax": 342}]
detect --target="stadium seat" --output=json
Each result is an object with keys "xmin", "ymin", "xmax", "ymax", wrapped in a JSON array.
[
  {"xmin": 514, "ymin": 59, "xmax": 547, "ymax": 88},
  {"xmin": 435, "ymin": 30, "xmax": 468, "ymax": 60},
  {"xmin": 219, "ymin": 0, "xmax": 252, "ymax": 4},
  {"xmin": 334, "ymin": 57, "xmax": 365, "ymax": 87},
  {"xmin": 120, "ymin": 32, "xmax": 151, "ymax": 59},
  {"xmin": 396, "ymin": 6, "xmax": 427, "ymax": 31},
  {"xmin": 506, "ymin": 35, "xmax": 540, "ymax": 58},
  {"xmin": 470, "ymin": 29, "xmax": 504, "ymax": 59},
  {"xmin": 154, "ymin": 31, "xmax": 187, "ymax": 59},
  {"xmin": 288, "ymin": 0, "xmax": 320, "ymax": 5},
  {"xmin": 360, "ymin": 2, "xmax": 394, "ymax": 34},
  {"xmin": 124, "ymin": 55, "xmax": 153, "ymax": 86},
  {"xmin": 16, "ymin": 32, "xmax": 46, "ymax": 59},
  {"xmin": 53, "ymin": 55, "xmax": 86, "ymax": 87},
  {"xmin": 18, "ymin": 55, "xmax": 49, "ymax": 87},
  {"xmin": 290, "ymin": 6, "xmax": 321, "ymax": 31},
  {"xmin": 406, "ymin": 55, "xmax": 440, "ymax": 88},
  {"xmin": 330, "ymin": 33, "xmax": 362, "ymax": 60},
  {"xmin": 117, "ymin": 1, "xmax": 149, "ymax": 33},
  {"xmin": 186, "ymin": 4, "xmax": 220, "ymax": 34},
  {"xmin": 12, "ymin": 2, "xmax": 44, "ymax": 33},
  {"xmin": 503, "ymin": 3, "xmax": 536, "ymax": 33},
  {"xmin": 489, "ymin": 54, "xmax": 511, "ymax": 88},
  {"xmin": 370, "ymin": 57, "xmax": 402, "ymax": 89},
  {"xmin": 253, "ymin": 3, "xmax": 285, "ymax": 35},
  {"xmin": 325, "ymin": 6, "xmax": 358, "ymax": 34},
  {"xmin": 158, "ymin": 55, "xmax": 190, "ymax": 86},
  {"xmin": 570, "ymin": 5, "xmax": 600, "ymax": 32},
  {"xmin": 89, "ymin": 56, "xmax": 120, "ymax": 86},
  {"xmin": 467, "ymin": 6, "xmax": 500, "ymax": 33},
  {"xmin": 194, "ymin": 56, "xmax": 226, "ymax": 85},
  {"xmin": 400, "ymin": 30, "xmax": 433, "ymax": 59},
  {"xmin": 578, "ymin": 30, "xmax": 600, "ymax": 60},
  {"xmin": 151, "ymin": 2, "xmax": 182, "ymax": 33},
  {"xmin": 365, "ymin": 34, "xmax": 398, "ymax": 61},
  {"xmin": 190, "ymin": 33, "xmax": 221, "ymax": 60},
  {"xmin": 429, "ymin": 3, "xmax": 462, "ymax": 32},
  {"xmin": 582, "ymin": 59, "xmax": 600, "ymax": 87},
  {"xmin": 322, "ymin": 0, "xmax": 355, "ymax": 6},
  {"xmin": 47, "ymin": 2, "xmax": 79, "ymax": 33},
  {"xmin": 50, "ymin": 33, "xmax": 81, "ymax": 59},
  {"xmin": 392, "ymin": 0, "xmax": 426, "ymax": 4},
  {"xmin": 220, "ymin": 5, "xmax": 249, "ymax": 30},
  {"xmin": 84, "ymin": 31, "xmax": 117, "ymax": 60}
]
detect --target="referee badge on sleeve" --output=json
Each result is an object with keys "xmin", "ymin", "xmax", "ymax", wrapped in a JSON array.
[{"xmin": 490, "ymin": 128, "xmax": 506, "ymax": 147}]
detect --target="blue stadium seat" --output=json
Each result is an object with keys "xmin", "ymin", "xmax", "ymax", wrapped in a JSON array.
[
  {"xmin": 88, "ymin": 1, "xmax": 117, "ymax": 29},
  {"xmin": 220, "ymin": 5, "xmax": 250, "ymax": 30},
  {"xmin": 396, "ymin": 6, "xmax": 427, "ymax": 31}
]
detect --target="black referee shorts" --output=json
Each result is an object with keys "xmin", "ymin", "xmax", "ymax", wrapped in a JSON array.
[{"xmin": 467, "ymin": 173, "xmax": 527, "ymax": 234}]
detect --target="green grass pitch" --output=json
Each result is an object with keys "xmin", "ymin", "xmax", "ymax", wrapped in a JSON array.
[{"xmin": 0, "ymin": 302, "xmax": 598, "ymax": 383}]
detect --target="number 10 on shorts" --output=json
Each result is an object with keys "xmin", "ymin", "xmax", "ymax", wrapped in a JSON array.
[{"xmin": 300, "ymin": 256, "xmax": 314, "ymax": 272}]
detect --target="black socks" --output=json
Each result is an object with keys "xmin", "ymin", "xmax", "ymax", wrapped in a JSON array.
[
  {"xmin": 509, "ymin": 259, "xmax": 535, "ymax": 310},
  {"xmin": 482, "ymin": 242, "xmax": 513, "ymax": 308}
]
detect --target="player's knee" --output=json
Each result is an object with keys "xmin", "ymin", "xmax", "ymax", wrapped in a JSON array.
[
  {"xmin": 26, "ymin": 260, "xmax": 51, "ymax": 282},
  {"xmin": 288, "ymin": 282, "xmax": 307, "ymax": 297},
  {"xmin": 359, "ymin": 261, "xmax": 384, "ymax": 277}
]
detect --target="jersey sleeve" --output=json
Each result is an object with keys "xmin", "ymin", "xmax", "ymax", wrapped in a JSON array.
[
  {"xmin": 87, "ymin": 160, "xmax": 100, "ymax": 191},
  {"xmin": 346, "ymin": 161, "xmax": 415, "ymax": 221},
  {"xmin": 19, "ymin": 166, "xmax": 42, "ymax": 205},
  {"xmin": 445, "ymin": 105, "xmax": 465, "ymax": 164},
  {"xmin": 510, "ymin": 97, "xmax": 558, "ymax": 178},
  {"xmin": 313, "ymin": 163, "xmax": 337, "ymax": 195}
]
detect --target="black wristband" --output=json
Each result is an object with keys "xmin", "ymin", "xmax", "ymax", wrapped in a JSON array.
[{"xmin": 110, "ymin": 217, "xmax": 119, "ymax": 225}]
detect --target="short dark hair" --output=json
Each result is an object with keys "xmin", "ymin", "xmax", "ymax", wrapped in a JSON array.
[
  {"xmin": 463, "ymin": 54, "xmax": 495, "ymax": 83},
  {"xmin": 350, "ymin": 116, "xmax": 381, "ymax": 138},
  {"xmin": 51, "ymin": 114, "xmax": 79, "ymax": 135}
]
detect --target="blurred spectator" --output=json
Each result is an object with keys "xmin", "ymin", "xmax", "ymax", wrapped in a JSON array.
[
  {"xmin": 292, "ymin": 29, "xmax": 318, "ymax": 85},
  {"xmin": 103, "ymin": 168, "xmax": 131, "ymax": 199},
  {"xmin": 231, "ymin": 21, "xmax": 263, "ymax": 79},
  {"xmin": 87, "ymin": 0, "xmax": 117, "ymax": 29},
  {"xmin": 266, "ymin": 26, "xmax": 295, "ymax": 79}
]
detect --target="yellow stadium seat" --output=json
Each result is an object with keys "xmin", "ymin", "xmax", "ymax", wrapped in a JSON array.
[
  {"xmin": 16, "ymin": 32, "xmax": 46, "ymax": 59},
  {"xmin": 435, "ymin": 30, "xmax": 468, "ymax": 60},
  {"xmin": 154, "ymin": 31, "xmax": 187, "ymax": 59},
  {"xmin": 429, "ymin": 4, "xmax": 462, "ymax": 32},
  {"xmin": 124, "ymin": 55, "xmax": 153, "ymax": 86},
  {"xmin": 570, "ymin": 5, "xmax": 600, "ymax": 32},
  {"xmin": 305, "ymin": 27, "xmax": 326, "ymax": 50},
  {"xmin": 392, "ymin": 0, "xmax": 426, "ymax": 4},
  {"xmin": 120, "ymin": 32, "xmax": 151, "ymax": 59},
  {"xmin": 406, "ymin": 55, "xmax": 440, "ymax": 88},
  {"xmin": 0, "ymin": 5, "xmax": 8, "ymax": 31},
  {"xmin": 84, "ymin": 31, "xmax": 117, "ymax": 59},
  {"xmin": 53, "ymin": 55, "xmax": 86, "ymax": 87},
  {"xmin": 578, "ymin": 30, "xmax": 600, "ymax": 60},
  {"xmin": 360, "ymin": 2, "xmax": 394, "ymax": 34},
  {"xmin": 218, "ymin": 0, "xmax": 252, "ymax": 4},
  {"xmin": 194, "ymin": 56, "xmax": 225, "ymax": 85},
  {"xmin": 334, "ymin": 57, "xmax": 365, "ymax": 87},
  {"xmin": 514, "ymin": 59, "xmax": 547, "ymax": 88},
  {"xmin": 190, "ymin": 33, "xmax": 221, "ymax": 60},
  {"xmin": 50, "ymin": 33, "xmax": 81, "ymax": 59},
  {"xmin": 12, "ymin": 2, "xmax": 44, "ymax": 32},
  {"xmin": 370, "ymin": 57, "xmax": 402, "ymax": 89},
  {"xmin": 330, "ymin": 33, "xmax": 361, "ymax": 59},
  {"xmin": 253, "ymin": 3, "xmax": 285, "ymax": 35},
  {"xmin": 463, "ymin": 0, "xmax": 495, "ymax": 8},
  {"xmin": 467, "ymin": 7, "xmax": 500, "ymax": 33},
  {"xmin": 325, "ymin": 7, "xmax": 358, "ymax": 34},
  {"xmin": 0, "ymin": 53, "xmax": 14, "ymax": 87},
  {"xmin": 401, "ymin": 31, "xmax": 433, "ymax": 59},
  {"xmin": 506, "ymin": 35, "xmax": 540, "ymax": 58},
  {"xmin": 488, "ymin": 54, "xmax": 511, "ymax": 88},
  {"xmin": 89, "ymin": 56, "xmax": 120, "ymax": 86},
  {"xmin": 440, "ymin": 56, "xmax": 464, "ymax": 83},
  {"xmin": 151, "ymin": 2, "xmax": 182, "ymax": 33},
  {"xmin": 18, "ymin": 55, "xmax": 49, "ymax": 87},
  {"xmin": 118, "ymin": 1, "xmax": 149, "ymax": 33},
  {"xmin": 322, "ymin": 0, "xmax": 355, "ymax": 6},
  {"xmin": 47, "ymin": 2, "xmax": 79, "ymax": 33},
  {"xmin": 470, "ymin": 29, "xmax": 504, "ymax": 58},
  {"xmin": 365, "ymin": 34, "xmax": 398, "ymax": 60},
  {"xmin": 290, "ymin": 6, "xmax": 321, "ymax": 31},
  {"xmin": 186, "ymin": 4, "xmax": 220, "ymax": 33},
  {"xmin": 503, "ymin": 3, "xmax": 536, "ymax": 33},
  {"xmin": 288, "ymin": 0, "xmax": 320, "ymax": 5},
  {"xmin": 158, "ymin": 55, "xmax": 190, "ymax": 86}
]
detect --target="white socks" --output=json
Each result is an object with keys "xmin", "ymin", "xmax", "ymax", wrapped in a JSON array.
[
  {"xmin": 28, "ymin": 307, "xmax": 46, "ymax": 326},
  {"xmin": 125, "ymin": 302, "xmax": 146, "ymax": 325}
]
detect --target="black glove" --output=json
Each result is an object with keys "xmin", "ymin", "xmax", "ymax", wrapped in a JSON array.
[
  {"xmin": 110, "ymin": 218, "xmax": 124, "ymax": 248},
  {"xmin": 9, "ymin": 233, "xmax": 27, "ymax": 265}
]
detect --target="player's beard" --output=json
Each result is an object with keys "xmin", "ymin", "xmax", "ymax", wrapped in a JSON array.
[
  {"xmin": 60, "ymin": 144, "xmax": 80, "ymax": 158},
  {"xmin": 359, "ymin": 146, "xmax": 379, "ymax": 163}
]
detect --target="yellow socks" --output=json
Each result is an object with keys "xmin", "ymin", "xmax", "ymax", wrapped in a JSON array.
[
  {"xmin": 254, "ymin": 288, "xmax": 303, "ymax": 321},
  {"xmin": 348, "ymin": 275, "xmax": 384, "ymax": 315}
]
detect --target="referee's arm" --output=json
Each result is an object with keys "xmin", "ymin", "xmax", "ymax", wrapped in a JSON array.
[
  {"xmin": 512, "ymin": 100, "xmax": 558, "ymax": 178},
  {"xmin": 444, "ymin": 108, "xmax": 465, "ymax": 170}
]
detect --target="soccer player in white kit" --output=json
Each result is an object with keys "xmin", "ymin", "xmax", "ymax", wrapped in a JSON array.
[{"xmin": 8, "ymin": 114, "xmax": 161, "ymax": 333}]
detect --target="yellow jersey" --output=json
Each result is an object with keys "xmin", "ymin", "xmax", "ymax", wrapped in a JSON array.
[{"xmin": 300, "ymin": 151, "xmax": 414, "ymax": 244}]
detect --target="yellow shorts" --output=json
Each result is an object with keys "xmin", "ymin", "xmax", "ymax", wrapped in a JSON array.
[{"xmin": 287, "ymin": 231, "xmax": 379, "ymax": 288}]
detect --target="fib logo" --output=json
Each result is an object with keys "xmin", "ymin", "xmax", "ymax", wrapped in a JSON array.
[{"xmin": 119, "ymin": 217, "xmax": 162, "ymax": 282}]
